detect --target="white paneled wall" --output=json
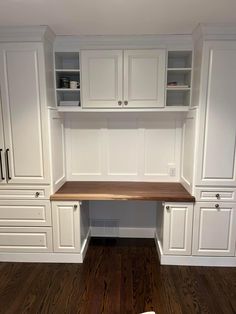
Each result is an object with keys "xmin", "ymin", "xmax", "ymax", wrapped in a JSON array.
[{"xmin": 65, "ymin": 113, "xmax": 183, "ymax": 181}]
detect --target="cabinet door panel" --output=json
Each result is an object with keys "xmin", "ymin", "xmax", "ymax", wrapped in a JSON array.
[
  {"xmin": 192, "ymin": 202, "xmax": 236, "ymax": 256},
  {"xmin": 81, "ymin": 50, "xmax": 122, "ymax": 108},
  {"xmin": 163, "ymin": 203, "xmax": 193, "ymax": 255},
  {"xmin": 124, "ymin": 50, "xmax": 166, "ymax": 108},
  {"xmin": 0, "ymin": 200, "xmax": 51, "ymax": 226},
  {"xmin": 0, "ymin": 227, "xmax": 52, "ymax": 252},
  {"xmin": 52, "ymin": 202, "xmax": 80, "ymax": 252},
  {"xmin": 0, "ymin": 43, "xmax": 49, "ymax": 184},
  {"xmin": 197, "ymin": 42, "xmax": 236, "ymax": 186}
]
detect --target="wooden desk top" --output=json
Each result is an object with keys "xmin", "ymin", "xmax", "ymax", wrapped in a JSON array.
[{"xmin": 50, "ymin": 181, "xmax": 195, "ymax": 202}]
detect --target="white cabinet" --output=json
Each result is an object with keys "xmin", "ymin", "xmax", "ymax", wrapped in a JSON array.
[
  {"xmin": 0, "ymin": 200, "xmax": 51, "ymax": 226},
  {"xmin": 81, "ymin": 49, "xmax": 165, "ymax": 109},
  {"xmin": 192, "ymin": 202, "xmax": 236, "ymax": 256},
  {"xmin": 52, "ymin": 201, "xmax": 81, "ymax": 252},
  {"xmin": 0, "ymin": 42, "xmax": 50, "ymax": 185},
  {"xmin": 81, "ymin": 50, "xmax": 122, "ymax": 108},
  {"xmin": 0, "ymin": 99, "xmax": 6, "ymax": 184},
  {"xmin": 196, "ymin": 41, "xmax": 236, "ymax": 186},
  {"xmin": 163, "ymin": 202, "xmax": 193, "ymax": 255},
  {"xmin": 0, "ymin": 227, "xmax": 52, "ymax": 252}
]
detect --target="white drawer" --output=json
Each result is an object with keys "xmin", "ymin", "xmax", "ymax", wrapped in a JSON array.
[
  {"xmin": 0, "ymin": 227, "xmax": 53, "ymax": 252},
  {"xmin": 0, "ymin": 186, "xmax": 50, "ymax": 200},
  {"xmin": 0, "ymin": 200, "xmax": 51, "ymax": 226},
  {"xmin": 195, "ymin": 188, "xmax": 236, "ymax": 202}
]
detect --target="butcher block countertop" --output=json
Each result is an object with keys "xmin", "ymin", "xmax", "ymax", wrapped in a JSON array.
[{"xmin": 50, "ymin": 181, "xmax": 195, "ymax": 202}]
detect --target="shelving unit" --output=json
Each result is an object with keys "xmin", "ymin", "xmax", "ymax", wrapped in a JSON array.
[
  {"xmin": 166, "ymin": 51, "xmax": 192, "ymax": 107},
  {"xmin": 54, "ymin": 52, "xmax": 80, "ymax": 107}
]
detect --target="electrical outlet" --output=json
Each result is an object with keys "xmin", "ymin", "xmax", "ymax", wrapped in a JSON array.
[
  {"xmin": 168, "ymin": 163, "xmax": 176, "ymax": 177},
  {"xmin": 169, "ymin": 167, "xmax": 176, "ymax": 177}
]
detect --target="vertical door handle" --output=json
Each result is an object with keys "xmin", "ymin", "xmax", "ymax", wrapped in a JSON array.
[
  {"xmin": 5, "ymin": 149, "xmax": 11, "ymax": 180},
  {"xmin": 0, "ymin": 149, "xmax": 5, "ymax": 180}
]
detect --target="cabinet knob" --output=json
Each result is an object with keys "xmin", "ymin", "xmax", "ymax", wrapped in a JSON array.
[
  {"xmin": 166, "ymin": 206, "xmax": 170, "ymax": 211},
  {"xmin": 215, "ymin": 193, "xmax": 220, "ymax": 199},
  {"xmin": 73, "ymin": 204, "xmax": 78, "ymax": 210},
  {"xmin": 215, "ymin": 204, "xmax": 220, "ymax": 209},
  {"xmin": 118, "ymin": 100, "xmax": 122, "ymax": 106},
  {"xmin": 124, "ymin": 100, "xmax": 128, "ymax": 106},
  {"xmin": 35, "ymin": 192, "xmax": 40, "ymax": 198}
]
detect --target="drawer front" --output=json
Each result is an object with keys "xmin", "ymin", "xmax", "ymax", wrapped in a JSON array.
[
  {"xmin": 0, "ymin": 200, "xmax": 51, "ymax": 226},
  {"xmin": 0, "ymin": 227, "xmax": 53, "ymax": 252},
  {"xmin": 0, "ymin": 186, "xmax": 50, "ymax": 200},
  {"xmin": 195, "ymin": 188, "xmax": 236, "ymax": 202}
]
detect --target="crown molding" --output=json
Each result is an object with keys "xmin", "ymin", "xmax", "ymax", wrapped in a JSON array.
[
  {"xmin": 193, "ymin": 23, "xmax": 236, "ymax": 43},
  {"xmin": 54, "ymin": 34, "xmax": 193, "ymax": 51},
  {"xmin": 0, "ymin": 25, "xmax": 55, "ymax": 43}
]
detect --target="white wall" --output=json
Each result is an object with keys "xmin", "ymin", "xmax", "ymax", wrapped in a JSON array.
[{"xmin": 65, "ymin": 112, "xmax": 183, "ymax": 182}]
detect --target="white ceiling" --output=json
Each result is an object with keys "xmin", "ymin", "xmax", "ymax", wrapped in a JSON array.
[{"xmin": 0, "ymin": 0, "xmax": 236, "ymax": 36}]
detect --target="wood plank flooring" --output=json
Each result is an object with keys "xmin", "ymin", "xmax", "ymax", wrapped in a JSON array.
[{"xmin": 0, "ymin": 238, "xmax": 235, "ymax": 314}]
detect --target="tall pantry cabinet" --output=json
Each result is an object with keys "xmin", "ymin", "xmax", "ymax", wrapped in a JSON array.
[
  {"xmin": 183, "ymin": 25, "xmax": 236, "ymax": 259},
  {"xmin": 0, "ymin": 27, "xmax": 65, "ymax": 254}
]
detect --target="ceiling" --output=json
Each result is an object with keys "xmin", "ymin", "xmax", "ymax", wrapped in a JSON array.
[{"xmin": 0, "ymin": 0, "xmax": 236, "ymax": 36}]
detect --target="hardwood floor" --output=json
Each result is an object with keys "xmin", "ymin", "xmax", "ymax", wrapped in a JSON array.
[{"xmin": 0, "ymin": 238, "xmax": 235, "ymax": 314}]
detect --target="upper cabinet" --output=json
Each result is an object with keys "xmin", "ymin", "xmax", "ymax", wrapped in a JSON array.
[
  {"xmin": 81, "ymin": 50, "xmax": 123, "ymax": 108},
  {"xmin": 195, "ymin": 41, "xmax": 236, "ymax": 187},
  {"xmin": 81, "ymin": 49, "xmax": 166, "ymax": 109},
  {"xmin": 0, "ymin": 42, "xmax": 51, "ymax": 184}
]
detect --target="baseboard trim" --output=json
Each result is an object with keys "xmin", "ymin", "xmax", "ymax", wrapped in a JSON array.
[
  {"xmin": 155, "ymin": 232, "xmax": 236, "ymax": 267},
  {"xmin": 0, "ymin": 230, "xmax": 91, "ymax": 264},
  {"xmin": 91, "ymin": 227, "xmax": 155, "ymax": 238}
]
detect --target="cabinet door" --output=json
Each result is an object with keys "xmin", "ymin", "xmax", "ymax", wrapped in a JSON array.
[
  {"xmin": 192, "ymin": 202, "xmax": 236, "ymax": 256},
  {"xmin": 81, "ymin": 50, "xmax": 123, "ymax": 108},
  {"xmin": 0, "ymin": 98, "xmax": 6, "ymax": 184},
  {"xmin": 196, "ymin": 41, "xmax": 236, "ymax": 186},
  {"xmin": 0, "ymin": 43, "xmax": 50, "ymax": 184},
  {"xmin": 124, "ymin": 50, "xmax": 166, "ymax": 108},
  {"xmin": 163, "ymin": 203, "xmax": 193, "ymax": 255},
  {"xmin": 52, "ymin": 201, "xmax": 80, "ymax": 253}
]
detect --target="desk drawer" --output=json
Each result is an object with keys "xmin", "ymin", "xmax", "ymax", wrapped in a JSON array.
[
  {"xmin": 0, "ymin": 186, "xmax": 50, "ymax": 200},
  {"xmin": 0, "ymin": 227, "xmax": 52, "ymax": 252},
  {"xmin": 0, "ymin": 200, "xmax": 51, "ymax": 226},
  {"xmin": 195, "ymin": 188, "xmax": 236, "ymax": 202}
]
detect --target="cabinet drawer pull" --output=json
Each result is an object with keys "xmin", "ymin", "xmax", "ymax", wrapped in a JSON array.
[
  {"xmin": 35, "ymin": 192, "xmax": 40, "ymax": 198},
  {"xmin": 118, "ymin": 100, "xmax": 122, "ymax": 106},
  {"xmin": 215, "ymin": 193, "xmax": 220, "ymax": 199},
  {"xmin": 0, "ymin": 149, "xmax": 5, "ymax": 180},
  {"xmin": 5, "ymin": 149, "xmax": 11, "ymax": 181},
  {"xmin": 166, "ymin": 205, "xmax": 170, "ymax": 211},
  {"xmin": 215, "ymin": 204, "xmax": 220, "ymax": 209},
  {"xmin": 73, "ymin": 204, "xmax": 78, "ymax": 210},
  {"xmin": 124, "ymin": 100, "xmax": 128, "ymax": 106}
]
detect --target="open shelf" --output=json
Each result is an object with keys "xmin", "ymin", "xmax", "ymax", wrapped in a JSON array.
[
  {"xmin": 166, "ymin": 90, "xmax": 190, "ymax": 107},
  {"xmin": 168, "ymin": 51, "xmax": 192, "ymax": 69},
  {"xmin": 56, "ymin": 69, "xmax": 80, "ymax": 72},
  {"xmin": 166, "ymin": 50, "xmax": 192, "ymax": 107},
  {"xmin": 55, "ymin": 52, "xmax": 81, "ymax": 107}
]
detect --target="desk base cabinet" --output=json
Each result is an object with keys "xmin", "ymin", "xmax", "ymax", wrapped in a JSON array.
[
  {"xmin": 157, "ymin": 202, "xmax": 194, "ymax": 256},
  {"xmin": 192, "ymin": 202, "xmax": 236, "ymax": 257},
  {"xmin": 52, "ymin": 201, "xmax": 81, "ymax": 253},
  {"xmin": 52, "ymin": 201, "xmax": 90, "ymax": 253}
]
